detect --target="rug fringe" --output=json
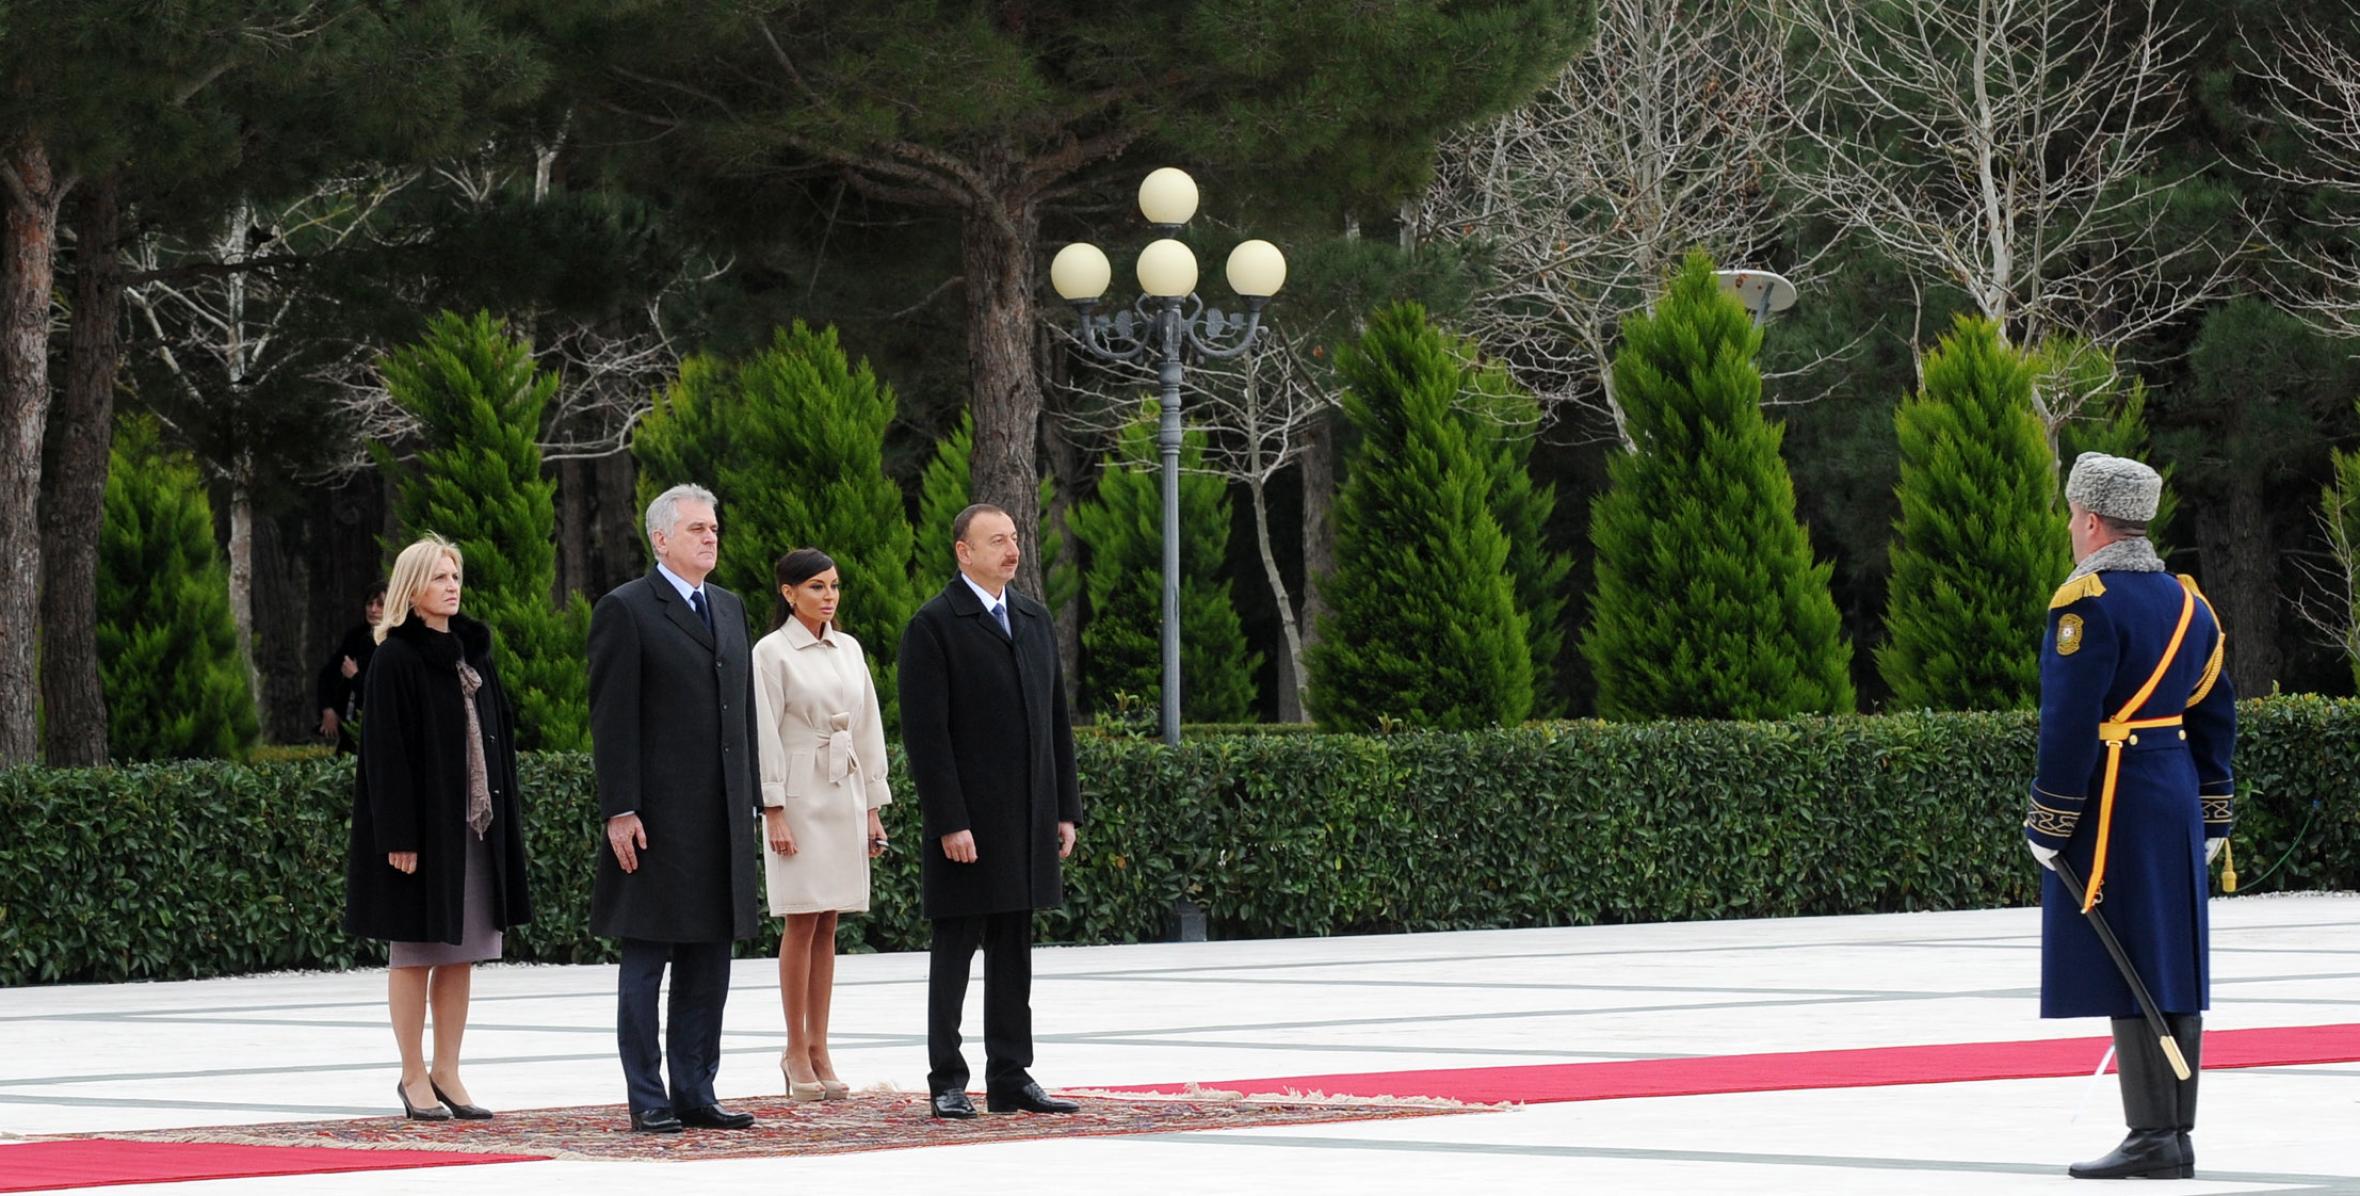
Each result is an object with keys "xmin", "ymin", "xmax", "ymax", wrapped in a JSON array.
[{"xmin": 113, "ymin": 1130, "xmax": 541, "ymax": 1157}]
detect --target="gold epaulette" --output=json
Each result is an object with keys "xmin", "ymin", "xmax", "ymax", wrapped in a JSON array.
[
  {"xmin": 2049, "ymin": 573, "xmax": 2105, "ymax": 610},
  {"xmin": 2180, "ymin": 573, "xmax": 2228, "ymax": 704}
]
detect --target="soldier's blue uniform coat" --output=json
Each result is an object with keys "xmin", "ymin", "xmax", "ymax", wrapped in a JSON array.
[{"xmin": 2025, "ymin": 570, "xmax": 2234, "ymax": 1019}]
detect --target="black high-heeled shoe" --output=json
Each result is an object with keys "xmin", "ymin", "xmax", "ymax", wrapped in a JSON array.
[
  {"xmin": 398, "ymin": 1079, "xmax": 452, "ymax": 1121},
  {"xmin": 431, "ymin": 1079, "xmax": 494, "ymax": 1120}
]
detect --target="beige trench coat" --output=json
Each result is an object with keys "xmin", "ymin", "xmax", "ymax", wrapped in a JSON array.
[{"xmin": 752, "ymin": 618, "xmax": 892, "ymax": 914}]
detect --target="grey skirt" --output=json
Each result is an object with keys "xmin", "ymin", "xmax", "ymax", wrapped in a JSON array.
[{"xmin": 388, "ymin": 828, "xmax": 503, "ymax": 968}]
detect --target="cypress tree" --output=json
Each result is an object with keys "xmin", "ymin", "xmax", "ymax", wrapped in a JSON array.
[
  {"xmin": 1880, "ymin": 317, "xmax": 2071, "ymax": 711},
  {"xmin": 1069, "ymin": 404, "xmax": 1260, "ymax": 722},
  {"xmin": 1308, "ymin": 303, "xmax": 1532, "ymax": 731},
  {"xmin": 915, "ymin": 413, "xmax": 978, "ymax": 576},
  {"xmin": 634, "ymin": 322, "xmax": 921, "ymax": 718},
  {"xmin": 378, "ymin": 311, "xmax": 589, "ymax": 751},
  {"xmin": 1466, "ymin": 365, "xmax": 1573, "ymax": 715},
  {"xmin": 2326, "ymin": 402, "xmax": 2360, "ymax": 691},
  {"xmin": 2043, "ymin": 336, "xmax": 2178, "ymax": 549},
  {"xmin": 912, "ymin": 411, "xmax": 1077, "ymax": 613},
  {"xmin": 1583, "ymin": 251, "xmax": 1853, "ymax": 720},
  {"xmin": 96, "ymin": 419, "xmax": 257, "ymax": 761}
]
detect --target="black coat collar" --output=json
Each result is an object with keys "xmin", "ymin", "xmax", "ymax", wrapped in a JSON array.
[
  {"xmin": 943, "ymin": 573, "xmax": 1030, "ymax": 618},
  {"xmin": 387, "ymin": 611, "xmax": 491, "ymax": 669}
]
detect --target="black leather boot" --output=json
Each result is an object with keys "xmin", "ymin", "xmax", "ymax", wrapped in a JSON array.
[
  {"xmin": 2069, "ymin": 1017, "xmax": 2189, "ymax": 1180},
  {"xmin": 2169, "ymin": 1013, "xmax": 2201, "ymax": 1178}
]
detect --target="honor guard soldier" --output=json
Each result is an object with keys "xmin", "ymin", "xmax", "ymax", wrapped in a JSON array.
[{"xmin": 2023, "ymin": 452, "xmax": 2235, "ymax": 1180}]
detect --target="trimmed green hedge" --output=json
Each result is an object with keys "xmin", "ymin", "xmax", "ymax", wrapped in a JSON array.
[{"xmin": 4, "ymin": 697, "xmax": 2352, "ymax": 986}]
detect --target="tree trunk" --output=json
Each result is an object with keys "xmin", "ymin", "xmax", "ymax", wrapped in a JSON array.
[
  {"xmin": 596, "ymin": 451, "xmax": 639, "ymax": 589},
  {"xmin": 39, "ymin": 179, "xmax": 120, "ymax": 765},
  {"xmin": 558, "ymin": 456, "xmax": 591, "ymax": 599},
  {"xmin": 2195, "ymin": 475, "xmax": 2283, "ymax": 699},
  {"xmin": 228, "ymin": 469, "xmax": 264, "ymax": 717},
  {"xmin": 0, "ymin": 136, "xmax": 72, "ymax": 765},
  {"xmin": 1298, "ymin": 408, "xmax": 1338, "ymax": 666},
  {"xmin": 1250, "ymin": 473, "xmax": 1309, "ymax": 722},
  {"xmin": 960, "ymin": 196, "xmax": 1047, "ymax": 601},
  {"xmin": 250, "ymin": 511, "xmax": 310, "ymax": 741},
  {"xmin": 1038, "ymin": 321, "xmax": 1082, "ymax": 708}
]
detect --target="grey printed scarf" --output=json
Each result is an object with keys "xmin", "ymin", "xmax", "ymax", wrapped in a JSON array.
[{"xmin": 457, "ymin": 662, "xmax": 493, "ymax": 838}]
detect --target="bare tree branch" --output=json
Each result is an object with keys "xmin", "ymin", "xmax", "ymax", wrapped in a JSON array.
[
  {"xmin": 2246, "ymin": 15, "xmax": 2360, "ymax": 338},
  {"xmin": 1417, "ymin": 0, "xmax": 1805, "ymax": 448},
  {"xmin": 1781, "ymin": 0, "xmax": 2242, "ymax": 440}
]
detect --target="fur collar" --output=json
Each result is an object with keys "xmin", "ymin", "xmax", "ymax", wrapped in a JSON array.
[
  {"xmin": 386, "ymin": 611, "xmax": 491, "ymax": 669},
  {"xmin": 2068, "ymin": 537, "xmax": 2166, "ymax": 581}
]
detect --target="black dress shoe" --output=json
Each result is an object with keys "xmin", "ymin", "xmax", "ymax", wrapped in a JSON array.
[
  {"xmin": 678, "ymin": 1104, "xmax": 756, "ymax": 1130},
  {"xmin": 628, "ymin": 1108, "xmax": 684, "ymax": 1134},
  {"xmin": 398, "ymin": 1080, "xmax": 452, "ymax": 1121},
  {"xmin": 430, "ymin": 1080, "xmax": 494, "ymax": 1120},
  {"xmin": 930, "ymin": 1090, "xmax": 978, "ymax": 1119},
  {"xmin": 986, "ymin": 1081, "xmax": 1079, "ymax": 1114},
  {"xmin": 2068, "ymin": 1129, "xmax": 2186, "ymax": 1180}
]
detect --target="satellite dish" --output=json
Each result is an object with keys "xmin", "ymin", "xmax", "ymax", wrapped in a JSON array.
[{"xmin": 1715, "ymin": 269, "xmax": 1799, "ymax": 326}]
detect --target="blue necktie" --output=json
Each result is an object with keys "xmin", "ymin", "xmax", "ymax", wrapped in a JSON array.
[
  {"xmin": 691, "ymin": 589, "xmax": 714, "ymax": 634},
  {"xmin": 991, "ymin": 601, "xmax": 1009, "ymax": 637}
]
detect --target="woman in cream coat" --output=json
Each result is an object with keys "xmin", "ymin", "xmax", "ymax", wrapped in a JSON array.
[{"xmin": 754, "ymin": 547, "xmax": 891, "ymax": 1101}]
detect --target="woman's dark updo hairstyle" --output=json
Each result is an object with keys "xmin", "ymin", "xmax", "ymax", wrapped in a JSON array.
[{"xmin": 770, "ymin": 547, "xmax": 838, "ymax": 630}]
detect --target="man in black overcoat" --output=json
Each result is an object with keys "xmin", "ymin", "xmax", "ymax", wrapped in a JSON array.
[
  {"xmin": 587, "ymin": 483, "xmax": 761, "ymax": 1134},
  {"xmin": 899, "ymin": 504, "xmax": 1084, "ymax": 1120}
]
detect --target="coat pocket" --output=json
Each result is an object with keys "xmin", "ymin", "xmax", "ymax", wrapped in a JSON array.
[{"xmin": 779, "ymin": 749, "xmax": 819, "ymax": 800}]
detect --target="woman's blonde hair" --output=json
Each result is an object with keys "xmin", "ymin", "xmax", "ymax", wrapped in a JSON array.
[{"xmin": 375, "ymin": 535, "xmax": 463, "ymax": 644}]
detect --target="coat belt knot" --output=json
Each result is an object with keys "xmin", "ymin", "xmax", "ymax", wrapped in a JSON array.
[{"xmin": 822, "ymin": 712, "xmax": 857, "ymax": 785}]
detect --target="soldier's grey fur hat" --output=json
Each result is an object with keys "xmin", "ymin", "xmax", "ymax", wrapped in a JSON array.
[{"xmin": 2065, "ymin": 451, "xmax": 2161, "ymax": 523}]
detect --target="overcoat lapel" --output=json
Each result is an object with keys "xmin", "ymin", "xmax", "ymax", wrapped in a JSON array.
[
  {"xmin": 945, "ymin": 574, "xmax": 1013, "ymax": 645},
  {"xmin": 650, "ymin": 569, "xmax": 717, "ymax": 652},
  {"xmin": 1008, "ymin": 595, "xmax": 1040, "ymax": 704}
]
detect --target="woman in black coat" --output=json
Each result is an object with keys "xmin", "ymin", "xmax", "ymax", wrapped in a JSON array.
[{"xmin": 344, "ymin": 535, "xmax": 533, "ymax": 1121}]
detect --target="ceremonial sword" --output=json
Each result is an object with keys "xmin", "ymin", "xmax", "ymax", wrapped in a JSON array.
[{"xmin": 2052, "ymin": 855, "xmax": 2192, "ymax": 1081}]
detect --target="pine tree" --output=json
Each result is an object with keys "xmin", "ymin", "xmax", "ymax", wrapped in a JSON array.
[
  {"xmin": 913, "ymin": 411, "xmax": 1078, "ymax": 613},
  {"xmin": 1880, "ymin": 317, "xmax": 2071, "ymax": 711},
  {"xmin": 1069, "ymin": 404, "xmax": 1260, "ymax": 722},
  {"xmin": 634, "ymin": 322, "xmax": 921, "ymax": 719},
  {"xmin": 1583, "ymin": 251, "xmax": 1853, "ymax": 720},
  {"xmin": 378, "ymin": 311, "xmax": 589, "ymax": 751},
  {"xmin": 1308, "ymin": 304, "xmax": 1533, "ymax": 731},
  {"xmin": 548, "ymin": 0, "xmax": 1591, "ymax": 604},
  {"xmin": 96, "ymin": 419, "xmax": 257, "ymax": 761}
]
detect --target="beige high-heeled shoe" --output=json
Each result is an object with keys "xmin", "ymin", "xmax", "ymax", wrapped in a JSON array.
[
  {"xmin": 780, "ymin": 1054, "xmax": 825, "ymax": 1103},
  {"xmin": 818, "ymin": 1079, "xmax": 850, "ymax": 1100}
]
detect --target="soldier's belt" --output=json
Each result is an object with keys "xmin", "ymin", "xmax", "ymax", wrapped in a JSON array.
[
  {"xmin": 2097, "ymin": 715, "xmax": 2185, "ymax": 744},
  {"xmin": 2083, "ymin": 586, "xmax": 2197, "ymax": 914}
]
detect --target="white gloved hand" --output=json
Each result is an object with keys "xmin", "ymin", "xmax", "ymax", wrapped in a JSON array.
[
  {"xmin": 2027, "ymin": 841, "xmax": 2059, "ymax": 871},
  {"xmin": 2206, "ymin": 837, "xmax": 2225, "ymax": 864}
]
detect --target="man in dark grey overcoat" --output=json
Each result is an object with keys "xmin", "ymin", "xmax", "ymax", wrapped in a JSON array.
[
  {"xmin": 588, "ymin": 483, "xmax": 761, "ymax": 1133},
  {"xmin": 898, "ymin": 503, "xmax": 1083, "ymax": 1119}
]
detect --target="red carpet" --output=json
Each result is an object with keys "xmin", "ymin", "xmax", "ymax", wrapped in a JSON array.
[
  {"xmin": 0, "ymin": 1139, "xmax": 543, "ymax": 1192},
  {"xmin": 1106, "ymin": 1022, "xmax": 2360, "ymax": 1106}
]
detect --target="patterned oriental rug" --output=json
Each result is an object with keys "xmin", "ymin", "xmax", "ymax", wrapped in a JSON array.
[{"xmin": 80, "ymin": 1090, "xmax": 1477, "ymax": 1165}]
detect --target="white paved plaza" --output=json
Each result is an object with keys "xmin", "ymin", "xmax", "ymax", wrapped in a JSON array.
[{"xmin": 4, "ymin": 894, "xmax": 2357, "ymax": 1193}]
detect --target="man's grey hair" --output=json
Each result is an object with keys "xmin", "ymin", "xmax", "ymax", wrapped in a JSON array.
[{"xmin": 645, "ymin": 483, "xmax": 720, "ymax": 542}]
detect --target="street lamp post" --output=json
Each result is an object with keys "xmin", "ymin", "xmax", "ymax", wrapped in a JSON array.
[{"xmin": 1050, "ymin": 168, "xmax": 1286, "ymax": 747}]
